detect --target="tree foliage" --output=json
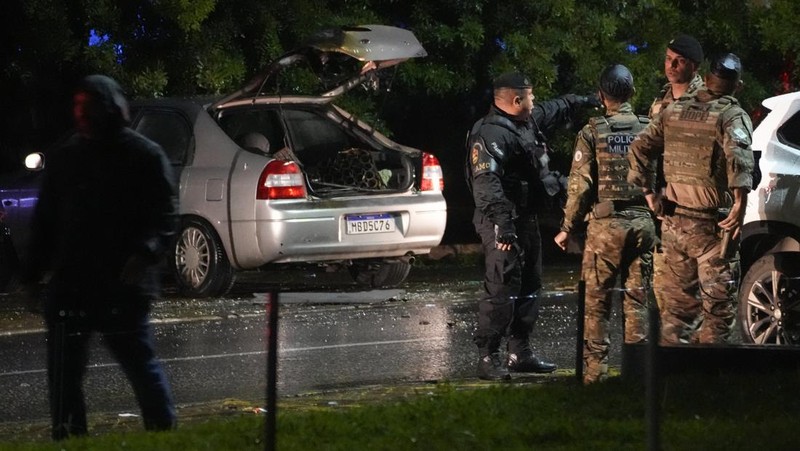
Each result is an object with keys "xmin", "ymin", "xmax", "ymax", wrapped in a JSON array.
[{"xmin": 2, "ymin": 0, "xmax": 800, "ymax": 161}]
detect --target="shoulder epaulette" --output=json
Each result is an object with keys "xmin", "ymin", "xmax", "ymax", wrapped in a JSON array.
[{"xmin": 483, "ymin": 114, "xmax": 518, "ymax": 133}]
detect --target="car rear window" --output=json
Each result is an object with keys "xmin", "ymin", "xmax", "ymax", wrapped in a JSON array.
[
  {"xmin": 217, "ymin": 108, "xmax": 286, "ymax": 154},
  {"xmin": 777, "ymin": 111, "xmax": 800, "ymax": 150},
  {"xmin": 283, "ymin": 109, "xmax": 357, "ymax": 165}
]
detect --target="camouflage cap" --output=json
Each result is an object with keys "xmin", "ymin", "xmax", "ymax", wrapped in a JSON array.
[{"xmin": 493, "ymin": 72, "xmax": 532, "ymax": 90}]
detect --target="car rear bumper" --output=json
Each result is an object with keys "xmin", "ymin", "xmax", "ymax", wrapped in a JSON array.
[{"xmin": 231, "ymin": 194, "xmax": 447, "ymax": 268}]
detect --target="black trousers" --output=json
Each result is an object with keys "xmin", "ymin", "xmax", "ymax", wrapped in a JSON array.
[{"xmin": 472, "ymin": 211, "xmax": 542, "ymax": 356}]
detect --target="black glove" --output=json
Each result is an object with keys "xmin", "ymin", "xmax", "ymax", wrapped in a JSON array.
[
  {"xmin": 563, "ymin": 93, "xmax": 602, "ymax": 108},
  {"xmin": 494, "ymin": 224, "xmax": 517, "ymax": 245},
  {"xmin": 584, "ymin": 93, "xmax": 602, "ymax": 108}
]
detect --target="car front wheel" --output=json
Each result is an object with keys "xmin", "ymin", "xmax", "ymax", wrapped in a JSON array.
[
  {"xmin": 172, "ymin": 218, "xmax": 236, "ymax": 298},
  {"xmin": 738, "ymin": 253, "xmax": 800, "ymax": 345}
]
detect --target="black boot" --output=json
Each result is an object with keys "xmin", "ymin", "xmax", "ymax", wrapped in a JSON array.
[
  {"xmin": 506, "ymin": 349, "xmax": 557, "ymax": 374},
  {"xmin": 478, "ymin": 353, "xmax": 511, "ymax": 380}
]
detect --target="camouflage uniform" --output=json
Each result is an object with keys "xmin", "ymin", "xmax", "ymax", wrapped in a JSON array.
[
  {"xmin": 561, "ymin": 103, "xmax": 654, "ymax": 383},
  {"xmin": 648, "ymin": 73, "xmax": 705, "ymax": 118},
  {"xmin": 628, "ymin": 89, "xmax": 754, "ymax": 344},
  {"xmin": 648, "ymin": 73, "xmax": 706, "ymax": 313}
]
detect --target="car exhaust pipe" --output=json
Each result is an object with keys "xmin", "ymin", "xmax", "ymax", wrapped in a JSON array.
[{"xmin": 399, "ymin": 254, "xmax": 415, "ymax": 265}]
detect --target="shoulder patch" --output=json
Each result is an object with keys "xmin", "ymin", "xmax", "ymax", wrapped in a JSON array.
[
  {"xmin": 731, "ymin": 127, "xmax": 749, "ymax": 143},
  {"xmin": 574, "ymin": 150, "xmax": 583, "ymax": 162},
  {"xmin": 471, "ymin": 142, "xmax": 482, "ymax": 166}
]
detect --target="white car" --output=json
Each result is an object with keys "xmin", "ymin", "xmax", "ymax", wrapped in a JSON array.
[
  {"xmin": 739, "ymin": 91, "xmax": 800, "ymax": 344},
  {"xmin": 0, "ymin": 25, "xmax": 447, "ymax": 298}
]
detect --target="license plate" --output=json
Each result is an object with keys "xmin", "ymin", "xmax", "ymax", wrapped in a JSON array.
[{"xmin": 345, "ymin": 213, "xmax": 395, "ymax": 235}]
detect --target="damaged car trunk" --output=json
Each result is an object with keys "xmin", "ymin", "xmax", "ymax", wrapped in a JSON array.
[{"xmin": 211, "ymin": 25, "xmax": 430, "ymax": 198}]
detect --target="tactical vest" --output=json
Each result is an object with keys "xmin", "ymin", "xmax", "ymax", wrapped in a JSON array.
[
  {"xmin": 590, "ymin": 114, "xmax": 648, "ymax": 202},
  {"xmin": 464, "ymin": 113, "xmax": 545, "ymax": 209},
  {"xmin": 662, "ymin": 95, "xmax": 736, "ymax": 187}
]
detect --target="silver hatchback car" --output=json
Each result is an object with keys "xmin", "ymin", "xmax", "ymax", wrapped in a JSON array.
[{"xmin": 2, "ymin": 25, "xmax": 447, "ymax": 298}]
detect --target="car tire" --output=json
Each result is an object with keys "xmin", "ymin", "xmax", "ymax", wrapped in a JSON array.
[
  {"xmin": 738, "ymin": 252, "xmax": 800, "ymax": 345},
  {"xmin": 172, "ymin": 218, "xmax": 236, "ymax": 298},
  {"xmin": 348, "ymin": 260, "xmax": 411, "ymax": 288}
]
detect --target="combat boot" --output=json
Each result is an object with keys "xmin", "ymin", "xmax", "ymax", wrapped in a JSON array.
[
  {"xmin": 477, "ymin": 353, "xmax": 511, "ymax": 380},
  {"xmin": 506, "ymin": 349, "xmax": 557, "ymax": 374}
]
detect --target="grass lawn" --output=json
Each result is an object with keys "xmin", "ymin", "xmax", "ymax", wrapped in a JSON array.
[{"xmin": 1, "ymin": 369, "xmax": 798, "ymax": 450}]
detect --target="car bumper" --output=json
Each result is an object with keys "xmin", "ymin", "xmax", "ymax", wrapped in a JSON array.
[{"xmin": 231, "ymin": 193, "xmax": 447, "ymax": 267}]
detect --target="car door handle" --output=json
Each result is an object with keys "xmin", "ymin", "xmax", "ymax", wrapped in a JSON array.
[{"xmin": 2, "ymin": 199, "xmax": 18, "ymax": 207}]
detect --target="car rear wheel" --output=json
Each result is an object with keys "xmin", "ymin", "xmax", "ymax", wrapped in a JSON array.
[
  {"xmin": 348, "ymin": 260, "xmax": 411, "ymax": 288},
  {"xmin": 172, "ymin": 218, "xmax": 236, "ymax": 298},
  {"xmin": 738, "ymin": 253, "xmax": 800, "ymax": 345}
]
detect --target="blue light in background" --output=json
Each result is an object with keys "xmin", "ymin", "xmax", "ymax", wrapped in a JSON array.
[
  {"xmin": 88, "ymin": 29, "xmax": 124, "ymax": 63},
  {"xmin": 627, "ymin": 42, "xmax": 649, "ymax": 54},
  {"xmin": 495, "ymin": 37, "xmax": 507, "ymax": 51},
  {"xmin": 88, "ymin": 29, "xmax": 109, "ymax": 46}
]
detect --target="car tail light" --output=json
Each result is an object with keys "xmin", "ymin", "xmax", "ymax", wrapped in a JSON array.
[
  {"xmin": 257, "ymin": 160, "xmax": 307, "ymax": 199},
  {"xmin": 421, "ymin": 152, "xmax": 444, "ymax": 192}
]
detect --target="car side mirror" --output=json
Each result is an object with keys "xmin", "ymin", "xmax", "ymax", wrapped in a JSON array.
[{"xmin": 25, "ymin": 152, "xmax": 45, "ymax": 171}]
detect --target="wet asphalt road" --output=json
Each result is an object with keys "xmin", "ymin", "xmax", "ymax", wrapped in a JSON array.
[{"xmin": 0, "ymin": 258, "xmax": 626, "ymax": 425}]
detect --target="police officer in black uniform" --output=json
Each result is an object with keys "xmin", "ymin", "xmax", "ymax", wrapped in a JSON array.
[{"xmin": 466, "ymin": 72, "xmax": 600, "ymax": 380}]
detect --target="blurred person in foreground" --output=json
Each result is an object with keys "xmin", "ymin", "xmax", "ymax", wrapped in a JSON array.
[
  {"xmin": 21, "ymin": 74, "xmax": 178, "ymax": 440},
  {"xmin": 554, "ymin": 64, "xmax": 655, "ymax": 384},
  {"xmin": 465, "ymin": 71, "xmax": 601, "ymax": 380},
  {"xmin": 627, "ymin": 54, "xmax": 754, "ymax": 344}
]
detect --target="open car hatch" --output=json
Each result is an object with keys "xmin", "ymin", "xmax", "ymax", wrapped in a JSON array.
[{"xmin": 212, "ymin": 24, "xmax": 427, "ymax": 109}]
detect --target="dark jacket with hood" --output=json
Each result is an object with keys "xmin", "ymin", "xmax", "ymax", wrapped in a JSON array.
[{"xmin": 23, "ymin": 75, "xmax": 178, "ymax": 307}]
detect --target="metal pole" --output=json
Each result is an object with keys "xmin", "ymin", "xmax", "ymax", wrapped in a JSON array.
[
  {"xmin": 265, "ymin": 291, "xmax": 279, "ymax": 451},
  {"xmin": 575, "ymin": 280, "xmax": 585, "ymax": 383},
  {"xmin": 53, "ymin": 320, "xmax": 66, "ymax": 440},
  {"xmin": 645, "ymin": 303, "xmax": 660, "ymax": 451}
]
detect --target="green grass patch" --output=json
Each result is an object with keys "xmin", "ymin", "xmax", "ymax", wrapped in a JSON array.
[{"xmin": 2, "ymin": 371, "xmax": 798, "ymax": 450}]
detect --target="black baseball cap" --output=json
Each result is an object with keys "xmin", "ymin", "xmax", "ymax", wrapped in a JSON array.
[
  {"xmin": 667, "ymin": 33, "xmax": 704, "ymax": 64},
  {"xmin": 493, "ymin": 72, "xmax": 532, "ymax": 90}
]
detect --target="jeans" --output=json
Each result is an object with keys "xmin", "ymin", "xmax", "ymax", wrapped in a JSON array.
[{"xmin": 46, "ymin": 300, "xmax": 176, "ymax": 440}]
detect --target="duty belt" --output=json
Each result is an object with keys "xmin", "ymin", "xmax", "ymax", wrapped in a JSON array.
[
  {"xmin": 671, "ymin": 203, "xmax": 719, "ymax": 220},
  {"xmin": 612, "ymin": 199, "xmax": 648, "ymax": 211}
]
